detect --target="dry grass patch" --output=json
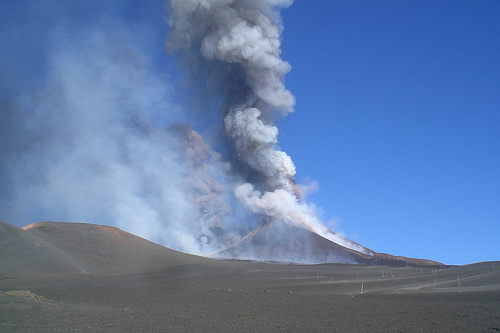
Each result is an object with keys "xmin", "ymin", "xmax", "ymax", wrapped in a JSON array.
[{"xmin": 3, "ymin": 290, "xmax": 52, "ymax": 302}]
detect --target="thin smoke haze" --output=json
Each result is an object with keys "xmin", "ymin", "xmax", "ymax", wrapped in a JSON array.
[{"xmin": 0, "ymin": 0, "xmax": 367, "ymax": 262}]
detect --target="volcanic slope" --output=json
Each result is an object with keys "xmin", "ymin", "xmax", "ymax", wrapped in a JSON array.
[
  {"xmin": 19, "ymin": 221, "xmax": 220, "ymax": 275},
  {"xmin": 216, "ymin": 221, "xmax": 445, "ymax": 267},
  {"xmin": 0, "ymin": 220, "xmax": 82, "ymax": 277},
  {"xmin": 1, "ymin": 219, "xmax": 444, "ymax": 279}
]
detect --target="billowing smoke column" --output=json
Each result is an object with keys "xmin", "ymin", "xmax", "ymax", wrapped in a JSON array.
[
  {"xmin": 165, "ymin": 0, "xmax": 364, "ymax": 253},
  {"xmin": 166, "ymin": 0, "xmax": 296, "ymax": 193}
]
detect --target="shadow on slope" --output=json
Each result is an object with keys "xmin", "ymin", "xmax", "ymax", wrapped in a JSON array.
[{"xmin": 0, "ymin": 220, "xmax": 82, "ymax": 278}]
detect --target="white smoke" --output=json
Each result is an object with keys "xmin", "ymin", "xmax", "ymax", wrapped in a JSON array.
[
  {"xmin": 235, "ymin": 184, "xmax": 368, "ymax": 253},
  {"xmin": 0, "ymin": 0, "xmax": 368, "ymax": 262},
  {"xmin": 0, "ymin": 15, "xmax": 213, "ymax": 254}
]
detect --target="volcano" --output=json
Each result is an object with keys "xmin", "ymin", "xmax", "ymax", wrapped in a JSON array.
[
  {"xmin": 215, "ymin": 221, "xmax": 444, "ymax": 267},
  {"xmin": 0, "ymin": 220, "xmax": 444, "ymax": 277}
]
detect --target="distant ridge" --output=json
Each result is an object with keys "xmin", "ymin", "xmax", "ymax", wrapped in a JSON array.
[{"xmin": 0, "ymin": 220, "xmax": 444, "ymax": 280}]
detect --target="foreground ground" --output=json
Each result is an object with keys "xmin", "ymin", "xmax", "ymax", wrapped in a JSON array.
[
  {"xmin": 2, "ymin": 262, "xmax": 499, "ymax": 332},
  {"xmin": 1, "ymin": 221, "xmax": 499, "ymax": 332}
]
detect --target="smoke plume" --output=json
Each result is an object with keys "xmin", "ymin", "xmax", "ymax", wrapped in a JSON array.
[
  {"xmin": 166, "ymin": 0, "xmax": 296, "ymax": 192},
  {"xmin": 0, "ymin": 0, "xmax": 367, "ymax": 263},
  {"xmin": 166, "ymin": 0, "xmax": 366, "ymax": 254}
]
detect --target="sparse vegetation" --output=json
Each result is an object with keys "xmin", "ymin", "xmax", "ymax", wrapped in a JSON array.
[{"xmin": 3, "ymin": 290, "xmax": 52, "ymax": 302}]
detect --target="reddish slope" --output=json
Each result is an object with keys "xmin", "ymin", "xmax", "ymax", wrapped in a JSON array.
[
  {"xmin": 0, "ymin": 220, "xmax": 82, "ymax": 277},
  {"xmin": 21, "ymin": 221, "xmax": 212, "ymax": 274}
]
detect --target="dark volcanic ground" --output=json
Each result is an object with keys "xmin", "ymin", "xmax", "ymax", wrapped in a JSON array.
[{"xmin": 1, "ymin": 220, "xmax": 499, "ymax": 332}]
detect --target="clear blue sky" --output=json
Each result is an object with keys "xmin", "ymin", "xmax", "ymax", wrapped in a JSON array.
[
  {"xmin": 1, "ymin": 1, "xmax": 498, "ymax": 265},
  {"xmin": 279, "ymin": 1, "xmax": 500, "ymax": 265}
]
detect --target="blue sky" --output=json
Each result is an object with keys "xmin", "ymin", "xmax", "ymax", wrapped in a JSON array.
[
  {"xmin": 279, "ymin": 1, "xmax": 500, "ymax": 265},
  {"xmin": 1, "ymin": 1, "xmax": 498, "ymax": 265}
]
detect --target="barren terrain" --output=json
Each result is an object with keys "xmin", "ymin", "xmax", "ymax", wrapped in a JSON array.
[{"xmin": 1, "ymin": 221, "xmax": 499, "ymax": 332}]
